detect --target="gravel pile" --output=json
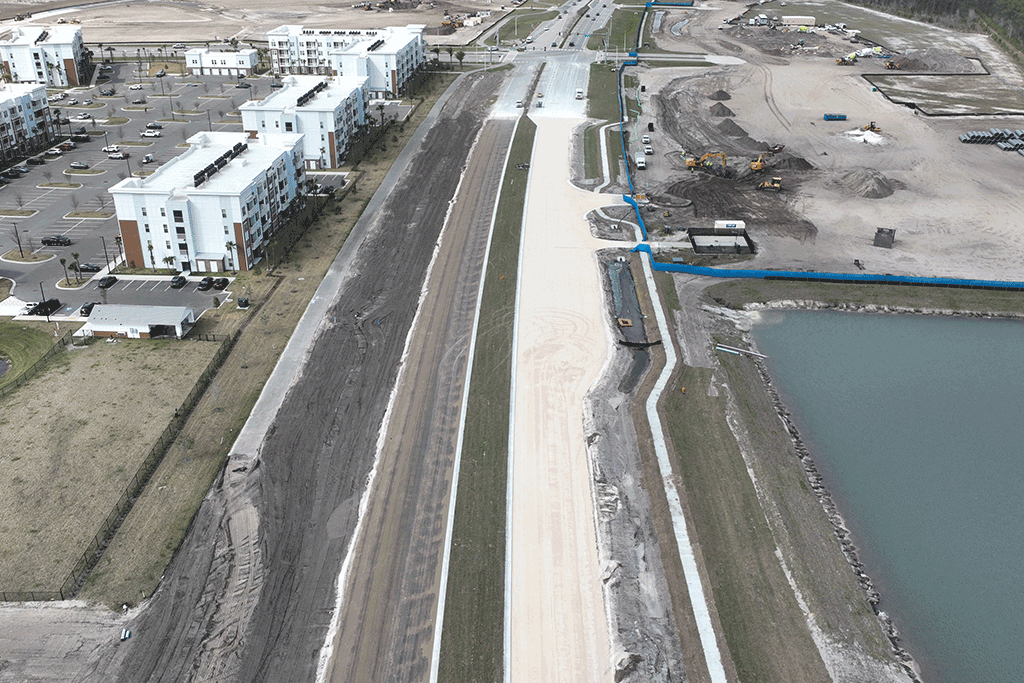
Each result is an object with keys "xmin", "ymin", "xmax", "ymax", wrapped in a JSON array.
[
  {"xmin": 717, "ymin": 118, "xmax": 748, "ymax": 137},
  {"xmin": 896, "ymin": 48, "xmax": 976, "ymax": 73},
  {"xmin": 710, "ymin": 102, "xmax": 735, "ymax": 117},
  {"xmin": 839, "ymin": 168, "xmax": 896, "ymax": 198},
  {"xmin": 708, "ymin": 89, "xmax": 731, "ymax": 100}
]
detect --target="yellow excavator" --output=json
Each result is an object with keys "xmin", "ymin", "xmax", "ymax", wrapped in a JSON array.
[
  {"xmin": 686, "ymin": 152, "xmax": 717, "ymax": 169},
  {"xmin": 862, "ymin": 121, "xmax": 881, "ymax": 132},
  {"xmin": 884, "ymin": 61, "xmax": 900, "ymax": 70},
  {"xmin": 751, "ymin": 152, "xmax": 773, "ymax": 172},
  {"xmin": 757, "ymin": 176, "xmax": 783, "ymax": 192}
]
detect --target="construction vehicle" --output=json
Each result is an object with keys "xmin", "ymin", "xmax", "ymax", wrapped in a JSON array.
[
  {"xmin": 757, "ymin": 176, "xmax": 783, "ymax": 192},
  {"xmin": 884, "ymin": 61, "xmax": 900, "ymax": 70},
  {"xmin": 823, "ymin": 113, "xmax": 847, "ymax": 121},
  {"xmin": 686, "ymin": 151, "xmax": 727, "ymax": 171},
  {"xmin": 862, "ymin": 121, "xmax": 881, "ymax": 132},
  {"xmin": 750, "ymin": 151, "xmax": 777, "ymax": 172},
  {"xmin": 836, "ymin": 54, "xmax": 857, "ymax": 65}
]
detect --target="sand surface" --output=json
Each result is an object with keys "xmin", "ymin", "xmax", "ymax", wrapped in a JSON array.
[{"xmin": 509, "ymin": 115, "xmax": 623, "ymax": 682}]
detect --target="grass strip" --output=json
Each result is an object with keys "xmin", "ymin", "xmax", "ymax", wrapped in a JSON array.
[
  {"xmin": 589, "ymin": 8, "xmax": 643, "ymax": 50},
  {"xmin": 484, "ymin": 9, "xmax": 560, "ymax": 45},
  {"xmin": 0, "ymin": 321, "xmax": 63, "ymax": 389},
  {"xmin": 437, "ymin": 115, "xmax": 537, "ymax": 683}
]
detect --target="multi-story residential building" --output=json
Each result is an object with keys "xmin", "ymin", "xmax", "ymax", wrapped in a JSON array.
[
  {"xmin": 0, "ymin": 25, "xmax": 86, "ymax": 87},
  {"xmin": 240, "ymin": 75, "xmax": 368, "ymax": 169},
  {"xmin": 110, "ymin": 131, "xmax": 305, "ymax": 273},
  {"xmin": 185, "ymin": 47, "xmax": 258, "ymax": 77},
  {"xmin": 0, "ymin": 83, "xmax": 55, "ymax": 161},
  {"xmin": 267, "ymin": 24, "xmax": 425, "ymax": 98}
]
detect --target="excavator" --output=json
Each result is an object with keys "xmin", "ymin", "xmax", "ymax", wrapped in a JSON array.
[
  {"xmin": 757, "ymin": 176, "xmax": 783, "ymax": 192},
  {"xmin": 686, "ymin": 152, "xmax": 731, "ymax": 177},
  {"xmin": 884, "ymin": 61, "xmax": 900, "ymax": 70},
  {"xmin": 862, "ymin": 121, "xmax": 881, "ymax": 132},
  {"xmin": 750, "ymin": 152, "xmax": 774, "ymax": 172}
]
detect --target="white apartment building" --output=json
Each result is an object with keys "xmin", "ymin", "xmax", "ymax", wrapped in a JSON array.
[
  {"xmin": 240, "ymin": 75, "xmax": 368, "ymax": 169},
  {"xmin": 0, "ymin": 83, "xmax": 55, "ymax": 161},
  {"xmin": 0, "ymin": 25, "xmax": 86, "ymax": 87},
  {"xmin": 185, "ymin": 47, "xmax": 259, "ymax": 77},
  {"xmin": 110, "ymin": 131, "xmax": 305, "ymax": 273},
  {"xmin": 267, "ymin": 24, "xmax": 425, "ymax": 98}
]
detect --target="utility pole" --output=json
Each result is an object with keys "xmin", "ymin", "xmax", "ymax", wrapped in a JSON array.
[
  {"xmin": 39, "ymin": 281, "xmax": 50, "ymax": 321},
  {"xmin": 100, "ymin": 235, "xmax": 110, "ymax": 269},
  {"xmin": 11, "ymin": 221, "xmax": 23, "ymax": 258}
]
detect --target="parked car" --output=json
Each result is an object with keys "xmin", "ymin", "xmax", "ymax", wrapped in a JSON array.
[
  {"xmin": 11, "ymin": 166, "xmax": 29, "ymax": 174},
  {"xmin": 75, "ymin": 112, "xmax": 91, "ymax": 120},
  {"xmin": 101, "ymin": 145, "xmax": 120, "ymax": 153},
  {"xmin": 57, "ymin": 142, "xmax": 76, "ymax": 151},
  {"xmin": 108, "ymin": 151, "xmax": 129, "ymax": 160},
  {"xmin": 170, "ymin": 275, "xmax": 188, "ymax": 289},
  {"xmin": 141, "ymin": 130, "xmax": 162, "ymax": 137},
  {"xmin": 213, "ymin": 277, "xmax": 229, "ymax": 290},
  {"xmin": 79, "ymin": 302, "xmax": 97, "ymax": 317},
  {"xmin": 72, "ymin": 126, "xmax": 87, "ymax": 134},
  {"xmin": 81, "ymin": 99, "xmax": 92, "ymax": 106},
  {"xmin": 1, "ymin": 170, "xmax": 23, "ymax": 179},
  {"xmin": 235, "ymin": 81, "xmax": 251, "ymax": 88},
  {"xmin": 77, "ymin": 263, "xmax": 102, "ymax": 273},
  {"xmin": 97, "ymin": 275, "xmax": 118, "ymax": 289},
  {"xmin": 155, "ymin": 69, "xmax": 166, "ymax": 77},
  {"xmin": 41, "ymin": 235, "xmax": 72, "ymax": 246},
  {"xmin": 270, "ymin": 82, "xmax": 283, "ymax": 89},
  {"xmin": 142, "ymin": 153, "xmax": 155, "ymax": 164},
  {"xmin": 67, "ymin": 98, "xmax": 79, "ymax": 105},
  {"xmin": 131, "ymin": 98, "xmax": 146, "ymax": 105},
  {"xmin": 100, "ymin": 89, "xmax": 115, "ymax": 96},
  {"xmin": 28, "ymin": 298, "xmax": 62, "ymax": 316},
  {"xmin": 146, "ymin": 122, "xmax": 163, "ymax": 129},
  {"xmin": 70, "ymin": 134, "xmax": 91, "ymax": 143},
  {"xmin": 129, "ymin": 83, "xmax": 144, "ymax": 90},
  {"xmin": 172, "ymin": 43, "xmax": 186, "ymax": 49},
  {"xmin": 196, "ymin": 276, "xmax": 214, "ymax": 291},
  {"xmin": 45, "ymin": 148, "xmax": 62, "ymax": 157},
  {"xmin": 69, "ymin": 161, "xmax": 90, "ymax": 170},
  {"xmin": 26, "ymin": 157, "xmax": 45, "ymax": 165}
]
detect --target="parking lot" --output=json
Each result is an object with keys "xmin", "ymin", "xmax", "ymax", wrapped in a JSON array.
[{"xmin": 0, "ymin": 62, "xmax": 270, "ymax": 308}]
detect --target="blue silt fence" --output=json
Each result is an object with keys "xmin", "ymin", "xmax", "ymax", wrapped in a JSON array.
[{"xmin": 632, "ymin": 244, "xmax": 1024, "ymax": 290}]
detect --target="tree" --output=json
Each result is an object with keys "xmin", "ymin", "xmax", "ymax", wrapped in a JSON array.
[
  {"xmin": 114, "ymin": 235, "xmax": 124, "ymax": 267},
  {"xmin": 68, "ymin": 259, "xmax": 79, "ymax": 281},
  {"xmin": 147, "ymin": 243, "xmax": 156, "ymax": 272},
  {"xmin": 14, "ymin": 193, "xmax": 23, "ymax": 208},
  {"xmin": 446, "ymin": 46, "xmax": 454, "ymax": 67},
  {"xmin": 70, "ymin": 194, "xmax": 79, "ymax": 210},
  {"xmin": 106, "ymin": 46, "xmax": 115, "ymax": 62},
  {"xmin": 42, "ymin": 169, "xmax": 52, "ymax": 183},
  {"xmin": 377, "ymin": 102, "xmax": 386, "ymax": 127},
  {"xmin": 430, "ymin": 46, "xmax": 440, "ymax": 64},
  {"xmin": 59, "ymin": 257, "xmax": 69, "ymax": 285},
  {"xmin": 162, "ymin": 255, "xmax": 175, "ymax": 270},
  {"xmin": 455, "ymin": 50, "xmax": 466, "ymax": 68},
  {"xmin": 71, "ymin": 252, "xmax": 81, "ymax": 281},
  {"xmin": 225, "ymin": 241, "xmax": 236, "ymax": 271}
]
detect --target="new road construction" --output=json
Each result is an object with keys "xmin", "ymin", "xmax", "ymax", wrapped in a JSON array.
[{"xmin": 2, "ymin": 0, "xmax": 1022, "ymax": 682}]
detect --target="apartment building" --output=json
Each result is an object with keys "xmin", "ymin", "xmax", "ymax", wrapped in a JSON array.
[
  {"xmin": 0, "ymin": 83, "xmax": 55, "ymax": 161},
  {"xmin": 267, "ymin": 24, "xmax": 425, "ymax": 98},
  {"xmin": 0, "ymin": 25, "xmax": 86, "ymax": 87},
  {"xmin": 240, "ymin": 75, "xmax": 368, "ymax": 169},
  {"xmin": 185, "ymin": 47, "xmax": 259, "ymax": 77},
  {"xmin": 110, "ymin": 131, "xmax": 305, "ymax": 273}
]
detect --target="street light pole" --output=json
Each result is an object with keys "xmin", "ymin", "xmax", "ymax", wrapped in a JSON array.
[
  {"xmin": 39, "ymin": 281, "xmax": 50, "ymax": 322},
  {"xmin": 124, "ymin": 157, "xmax": 132, "ymax": 178},
  {"xmin": 12, "ymin": 221, "xmax": 23, "ymax": 258},
  {"xmin": 206, "ymin": 108, "xmax": 212, "ymax": 131},
  {"xmin": 100, "ymin": 235, "xmax": 110, "ymax": 269}
]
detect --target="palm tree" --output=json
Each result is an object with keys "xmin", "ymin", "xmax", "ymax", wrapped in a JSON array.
[
  {"xmin": 455, "ymin": 50, "xmax": 466, "ymax": 68},
  {"xmin": 430, "ymin": 47, "xmax": 440, "ymax": 65},
  {"xmin": 59, "ymin": 257, "xmax": 69, "ymax": 285},
  {"xmin": 71, "ymin": 251, "xmax": 81, "ymax": 282},
  {"xmin": 147, "ymin": 243, "xmax": 155, "ymax": 272},
  {"xmin": 162, "ymin": 255, "xmax": 175, "ymax": 270},
  {"xmin": 446, "ymin": 46, "xmax": 454, "ymax": 68},
  {"xmin": 114, "ymin": 234, "xmax": 124, "ymax": 267},
  {"xmin": 376, "ymin": 103, "xmax": 386, "ymax": 127},
  {"xmin": 224, "ymin": 241, "xmax": 236, "ymax": 271},
  {"xmin": 106, "ymin": 46, "xmax": 115, "ymax": 62},
  {"xmin": 68, "ymin": 259, "xmax": 79, "ymax": 281}
]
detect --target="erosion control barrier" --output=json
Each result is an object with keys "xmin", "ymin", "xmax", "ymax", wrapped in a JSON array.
[
  {"xmin": 621, "ymin": 194, "xmax": 649, "ymax": 241},
  {"xmin": 632, "ymin": 243, "xmax": 1024, "ymax": 290}
]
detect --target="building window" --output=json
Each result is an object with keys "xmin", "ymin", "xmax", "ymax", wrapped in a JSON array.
[
  {"xmin": 160, "ymin": 208, "xmax": 166, "ymax": 217},
  {"xmin": 144, "ymin": 224, "xmax": 150, "ymax": 232},
  {"xmin": 173, "ymin": 209, "xmax": 183, "ymax": 222},
  {"xmin": 221, "ymin": 209, "xmax": 227, "ymax": 218},
  {"xmin": 166, "ymin": 241, "xmax": 172, "ymax": 249},
  {"xmin": 164, "ymin": 226, "xmax": 169, "ymax": 233},
  {"xmin": 141, "ymin": 207, "xmax": 147, "ymax": 216},
  {"xmin": 285, "ymin": 122, "xmax": 293, "ymax": 132}
]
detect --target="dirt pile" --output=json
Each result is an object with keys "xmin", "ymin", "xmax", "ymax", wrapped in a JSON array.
[
  {"xmin": 708, "ymin": 89, "xmax": 731, "ymax": 100},
  {"xmin": 838, "ymin": 168, "xmax": 896, "ymax": 199},
  {"xmin": 710, "ymin": 102, "xmax": 735, "ymax": 117},
  {"xmin": 897, "ymin": 48, "xmax": 977, "ymax": 73},
  {"xmin": 772, "ymin": 155, "xmax": 814, "ymax": 171},
  {"xmin": 717, "ymin": 118, "xmax": 747, "ymax": 137}
]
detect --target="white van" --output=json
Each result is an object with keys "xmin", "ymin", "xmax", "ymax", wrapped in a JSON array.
[{"xmin": 635, "ymin": 153, "xmax": 646, "ymax": 169}]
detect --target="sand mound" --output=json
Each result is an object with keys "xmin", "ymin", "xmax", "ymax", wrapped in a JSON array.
[
  {"xmin": 897, "ymin": 48, "xmax": 976, "ymax": 73},
  {"xmin": 708, "ymin": 89, "xmax": 731, "ymax": 101},
  {"xmin": 772, "ymin": 155, "xmax": 814, "ymax": 171},
  {"xmin": 717, "ymin": 119, "xmax": 747, "ymax": 137},
  {"xmin": 710, "ymin": 102, "xmax": 734, "ymax": 117},
  {"xmin": 839, "ymin": 168, "xmax": 895, "ymax": 199}
]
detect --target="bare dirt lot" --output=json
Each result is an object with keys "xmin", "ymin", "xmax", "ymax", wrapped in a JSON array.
[{"xmin": 0, "ymin": 338, "xmax": 219, "ymax": 594}]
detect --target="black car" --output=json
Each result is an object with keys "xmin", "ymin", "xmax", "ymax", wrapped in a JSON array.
[
  {"xmin": 73, "ymin": 126, "xmax": 88, "ymax": 134},
  {"xmin": 155, "ymin": 69, "xmax": 166, "ymax": 77},
  {"xmin": 97, "ymin": 275, "xmax": 118, "ymax": 289},
  {"xmin": 146, "ymin": 122, "xmax": 163, "ymax": 129},
  {"xmin": 27, "ymin": 157, "xmax": 46, "ymax": 165},
  {"xmin": 28, "ymin": 298, "xmax": 62, "ymax": 316},
  {"xmin": 213, "ymin": 277, "xmax": 229, "ymax": 290},
  {"xmin": 1, "ymin": 170, "xmax": 23, "ymax": 179},
  {"xmin": 131, "ymin": 98, "xmax": 146, "ymax": 104},
  {"xmin": 270, "ymin": 82, "xmax": 284, "ymax": 89},
  {"xmin": 70, "ymin": 134, "xmax": 91, "ymax": 143},
  {"xmin": 170, "ymin": 275, "xmax": 188, "ymax": 289},
  {"xmin": 77, "ymin": 263, "xmax": 102, "ymax": 273},
  {"xmin": 100, "ymin": 89, "xmax": 115, "ymax": 96},
  {"xmin": 41, "ymin": 235, "xmax": 72, "ymax": 246},
  {"xmin": 235, "ymin": 81, "xmax": 251, "ymax": 89},
  {"xmin": 80, "ymin": 302, "xmax": 97, "ymax": 317},
  {"xmin": 196, "ymin": 276, "xmax": 214, "ymax": 291}
]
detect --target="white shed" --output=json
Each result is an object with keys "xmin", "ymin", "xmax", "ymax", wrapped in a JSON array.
[{"xmin": 79, "ymin": 305, "xmax": 196, "ymax": 339}]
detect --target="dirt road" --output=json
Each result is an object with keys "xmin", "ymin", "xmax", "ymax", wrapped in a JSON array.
[{"xmin": 324, "ymin": 117, "xmax": 516, "ymax": 683}]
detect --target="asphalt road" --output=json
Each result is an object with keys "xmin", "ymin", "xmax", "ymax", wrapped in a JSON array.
[{"xmin": 82, "ymin": 70, "xmax": 509, "ymax": 683}]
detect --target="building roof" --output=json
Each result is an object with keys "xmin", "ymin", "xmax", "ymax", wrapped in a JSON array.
[
  {"xmin": 0, "ymin": 24, "xmax": 80, "ymax": 46},
  {"xmin": 241, "ymin": 75, "xmax": 367, "ymax": 115},
  {"xmin": 0, "ymin": 83, "xmax": 44, "ymax": 100},
  {"xmin": 110, "ymin": 131, "xmax": 302, "ymax": 197},
  {"xmin": 87, "ymin": 304, "xmax": 194, "ymax": 327}
]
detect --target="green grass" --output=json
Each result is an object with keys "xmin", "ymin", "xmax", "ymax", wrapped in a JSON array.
[
  {"xmin": 705, "ymin": 279, "xmax": 1024, "ymax": 314},
  {"xmin": 485, "ymin": 9, "xmax": 560, "ymax": 45},
  {"xmin": 584, "ymin": 123, "xmax": 602, "ymax": 179},
  {"xmin": 587, "ymin": 62, "xmax": 623, "ymax": 122},
  {"xmin": 589, "ymin": 8, "xmax": 643, "ymax": 50},
  {"xmin": 0, "ymin": 321, "xmax": 61, "ymax": 389},
  {"xmin": 437, "ymin": 115, "xmax": 537, "ymax": 683}
]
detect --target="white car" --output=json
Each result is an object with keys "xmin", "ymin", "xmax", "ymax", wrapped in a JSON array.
[
  {"xmin": 641, "ymin": 134, "xmax": 651, "ymax": 144},
  {"xmin": 75, "ymin": 112, "xmax": 91, "ymax": 120},
  {"xmin": 101, "ymin": 145, "xmax": 119, "ymax": 153},
  {"xmin": 108, "ymin": 151, "xmax": 129, "ymax": 160},
  {"xmin": 129, "ymin": 84, "xmax": 144, "ymax": 90},
  {"xmin": 141, "ymin": 130, "xmax": 162, "ymax": 138}
]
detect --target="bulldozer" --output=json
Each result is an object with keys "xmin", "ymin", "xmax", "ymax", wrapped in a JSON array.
[
  {"xmin": 862, "ymin": 121, "xmax": 881, "ymax": 132},
  {"xmin": 884, "ymin": 60, "xmax": 900, "ymax": 70},
  {"xmin": 757, "ymin": 176, "xmax": 783, "ymax": 192}
]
